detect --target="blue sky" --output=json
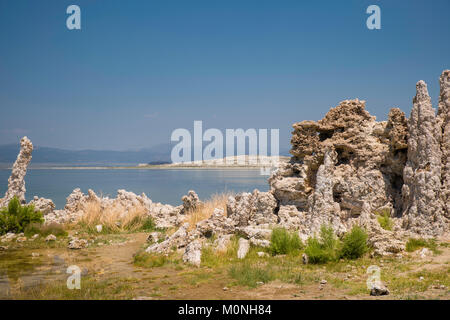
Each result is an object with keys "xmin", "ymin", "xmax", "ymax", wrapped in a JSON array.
[{"xmin": 0, "ymin": 0, "xmax": 449, "ymax": 151}]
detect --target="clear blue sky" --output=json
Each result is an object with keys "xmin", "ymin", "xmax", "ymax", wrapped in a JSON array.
[{"xmin": 0, "ymin": 0, "xmax": 449, "ymax": 151}]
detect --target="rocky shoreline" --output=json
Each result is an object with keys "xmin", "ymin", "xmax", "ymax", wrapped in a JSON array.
[{"xmin": 1, "ymin": 70, "xmax": 449, "ymax": 265}]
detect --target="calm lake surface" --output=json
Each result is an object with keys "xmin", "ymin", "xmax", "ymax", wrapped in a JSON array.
[{"xmin": 0, "ymin": 169, "xmax": 269, "ymax": 209}]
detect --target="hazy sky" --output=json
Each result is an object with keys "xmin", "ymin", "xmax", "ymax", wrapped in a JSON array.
[{"xmin": 0, "ymin": 0, "xmax": 449, "ymax": 151}]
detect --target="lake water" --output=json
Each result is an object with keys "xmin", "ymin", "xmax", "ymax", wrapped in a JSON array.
[{"xmin": 0, "ymin": 169, "xmax": 269, "ymax": 209}]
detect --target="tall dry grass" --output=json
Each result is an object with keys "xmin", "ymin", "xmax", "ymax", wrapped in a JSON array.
[
  {"xmin": 75, "ymin": 201, "xmax": 154, "ymax": 233},
  {"xmin": 185, "ymin": 192, "xmax": 232, "ymax": 230},
  {"xmin": 74, "ymin": 192, "xmax": 232, "ymax": 233}
]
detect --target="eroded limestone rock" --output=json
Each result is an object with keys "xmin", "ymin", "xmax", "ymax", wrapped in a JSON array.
[
  {"xmin": 182, "ymin": 239, "xmax": 202, "ymax": 267},
  {"xmin": 226, "ymin": 190, "xmax": 277, "ymax": 227},
  {"xmin": 438, "ymin": 70, "xmax": 450, "ymax": 222},
  {"xmin": 195, "ymin": 208, "xmax": 235, "ymax": 237},
  {"xmin": 269, "ymin": 73, "xmax": 449, "ymax": 240},
  {"xmin": 145, "ymin": 223, "xmax": 190, "ymax": 254},
  {"xmin": 181, "ymin": 190, "xmax": 202, "ymax": 214},
  {"xmin": 237, "ymin": 238, "xmax": 250, "ymax": 259},
  {"xmin": 29, "ymin": 196, "xmax": 55, "ymax": 215},
  {"xmin": 269, "ymin": 99, "xmax": 404, "ymax": 238},
  {"xmin": 0, "ymin": 137, "xmax": 33, "ymax": 207},
  {"xmin": 402, "ymin": 80, "xmax": 445, "ymax": 236}
]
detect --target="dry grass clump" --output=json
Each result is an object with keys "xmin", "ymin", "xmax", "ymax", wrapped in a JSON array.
[
  {"xmin": 185, "ymin": 193, "xmax": 232, "ymax": 230},
  {"xmin": 75, "ymin": 201, "xmax": 155, "ymax": 233},
  {"xmin": 24, "ymin": 222, "xmax": 67, "ymax": 237}
]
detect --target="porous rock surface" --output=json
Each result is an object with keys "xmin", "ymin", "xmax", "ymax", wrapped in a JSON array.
[
  {"xmin": 29, "ymin": 196, "xmax": 55, "ymax": 215},
  {"xmin": 402, "ymin": 80, "xmax": 445, "ymax": 235},
  {"xmin": 438, "ymin": 70, "xmax": 450, "ymax": 222},
  {"xmin": 182, "ymin": 239, "xmax": 202, "ymax": 267},
  {"xmin": 0, "ymin": 137, "xmax": 33, "ymax": 207},
  {"xmin": 181, "ymin": 190, "xmax": 203, "ymax": 214}
]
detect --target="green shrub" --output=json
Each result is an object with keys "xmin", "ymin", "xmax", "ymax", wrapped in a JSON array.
[
  {"xmin": 139, "ymin": 216, "xmax": 156, "ymax": 232},
  {"xmin": 339, "ymin": 226, "xmax": 368, "ymax": 259},
  {"xmin": 304, "ymin": 225, "xmax": 339, "ymax": 264},
  {"xmin": 0, "ymin": 197, "xmax": 44, "ymax": 235},
  {"xmin": 319, "ymin": 224, "xmax": 338, "ymax": 249},
  {"xmin": 305, "ymin": 237, "xmax": 334, "ymax": 264},
  {"xmin": 376, "ymin": 210, "xmax": 393, "ymax": 231},
  {"xmin": 269, "ymin": 228, "xmax": 303, "ymax": 255},
  {"xmin": 406, "ymin": 238, "xmax": 440, "ymax": 254}
]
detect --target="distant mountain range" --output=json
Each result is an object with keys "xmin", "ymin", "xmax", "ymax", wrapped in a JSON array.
[
  {"xmin": 0, "ymin": 143, "xmax": 291, "ymax": 167},
  {"xmin": 0, "ymin": 143, "xmax": 173, "ymax": 166}
]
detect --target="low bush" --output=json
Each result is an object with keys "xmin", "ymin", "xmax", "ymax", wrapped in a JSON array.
[
  {"xmin": 304, "ymin": 225, "xmax": 339, "ymax": 264},
  {"xmin": 140, "ymin": 216, "xmax": 156, "ymax": 231},
  {"xmin": 339, "ymin": 226, "xmax": 368, "ymax": 259},
  {"xmin": 406, "ymin": 238, "xmax": 440, "ymax": 254},
  {"xmin": 0, "ymin": 197, "xmax": 44, "ymax": 235},
  {"xmin": 269, "ymin": 228, "xmax": 303, "ymax": 255}
]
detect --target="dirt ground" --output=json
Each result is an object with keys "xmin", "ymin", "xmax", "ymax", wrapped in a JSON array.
[{"xmin": 0, "ymin": 232, "xmax": 449, "ymax": 300}]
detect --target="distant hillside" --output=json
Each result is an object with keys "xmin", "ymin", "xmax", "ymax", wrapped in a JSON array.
[
  {"xmin": 0, "ymin": 143, "xmax": 291, "ymax": 166},
  {"xmin": 0, "ymin": 143, "xmax": 173, "ymax": 165}
]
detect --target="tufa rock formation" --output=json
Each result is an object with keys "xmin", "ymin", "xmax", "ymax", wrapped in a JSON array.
[
  {"xmin": 438, "ymin": 70, "xmax": 450, "ymax": 222},
  {"xmin": 402, "ymin": 80, "xmax": 445, "ymax": 235},
  {"xmin": 269, "ymin": 98, "xmax": 409, "ymax": 236},
  {"xmin": 265, "ymin": 71, "xmax": 450, "ymax": 240},
  {"xmin": 0, "ymin": 137, "xmax": 33, "ymax": 207},
  {"xmin": 218, "ymin": 70, "xmax": 449, "ymax": 256},
  {"xmin": 0, "ymin": 137, "xmax": 56, "ymax": 213}
]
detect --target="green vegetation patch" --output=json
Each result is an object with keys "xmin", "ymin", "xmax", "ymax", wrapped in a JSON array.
[
  {"xmin": 0, "ymin": 197, "xmax": 44, "ymax": 235},
  {"xmin": 375, "ymin": 208, "xmax": 393, "ymax": 231},
  {"xmin": 304, "ymin": 225, "xmax": 340, "ymax": 264},
  {"xmin": 269, "ymin": 228, "xmax": 303, "ymax": 256},
  {"xmin": 406, "ymin": 238, "xmax": 441, "ymax": 254},
  {"xmin": 339, "ymin": 226, "xmax": 368, "ymax": 260}
]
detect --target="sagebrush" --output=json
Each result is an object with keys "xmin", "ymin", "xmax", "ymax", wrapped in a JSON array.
[
  {"xmin": 269, "ymin": 228, "xmax": 303, "ymax": 255},
  {"xmin": 339, "ymin": 226, "xmax": 368, "ymax": 259},
  {"xmin": 304, "ymin": 225, "xmax": 339, "ymax": 264},
  {"xmin": 0, "ymin": 197, "xmax": 43, "ymax": 235}
]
